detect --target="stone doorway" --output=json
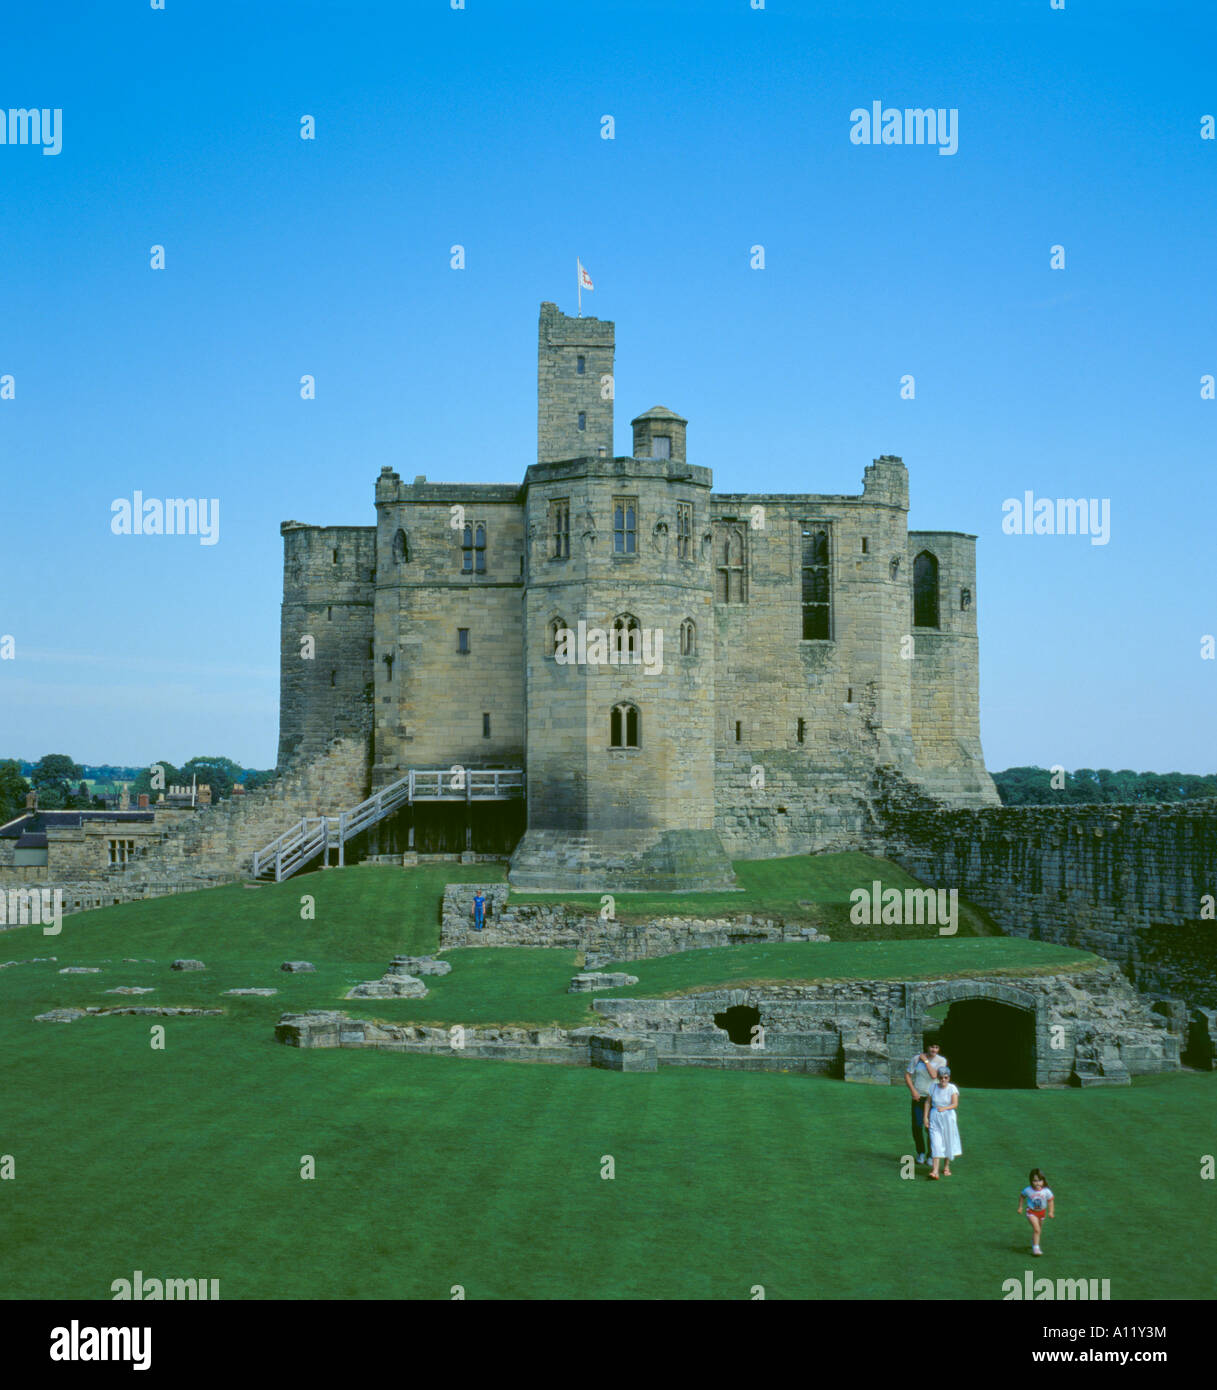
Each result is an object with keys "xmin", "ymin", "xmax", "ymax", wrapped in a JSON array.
[{"xmin": 935, "ymin": 998, "xmax": 1037, "ymax": 1088}]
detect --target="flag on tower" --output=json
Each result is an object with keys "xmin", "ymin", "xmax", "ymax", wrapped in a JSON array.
[{"xmin": 577, "ymin": 258, "xmax": 594, "ymax": 315}]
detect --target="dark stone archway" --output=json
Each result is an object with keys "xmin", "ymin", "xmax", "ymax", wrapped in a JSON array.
[
  {"xmin": 937, "ymin": 998, "xmax": 1037, "ymax": 1088},
  {"xmin": 714, "ymin": 1004, "xmax": 760, "ymax": 1046}
]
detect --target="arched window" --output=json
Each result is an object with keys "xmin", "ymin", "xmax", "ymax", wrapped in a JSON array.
[
  {"xmin": 610, "ymin": 701, "xmax": 641, "ymax": 748},
  {"xmin": 716, "ymin": 525, "xmax": 746, "ymax": 603},
  {"xmin": 800, "ymin": 525, "xmax": 831, "ymax": 639},
  {"xmin": 461, "ymin": 522, "xmax": 487, "ymax": 574},
  {"xmin": 549, "ymin": 615, "xmax": 568, "ymax": 658},
  {"xmin": 612, "ymin": 613, "xmax": 641, "ymax": 661},
  {"xmin": 913, "ymin": 551, "xmax": 940, "ymax": 628},
  {"xmin": 392, "ymin": 529, "xmax": 409, "ymax": 564},
  {"xmin": 680, "ymin": 618, "xmax": 696, "ymax": 656}
]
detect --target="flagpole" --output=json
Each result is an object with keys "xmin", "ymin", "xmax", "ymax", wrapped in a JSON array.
[{"xmin": 577, "ymin": 258, "xmax": 582, "ymax": 317}]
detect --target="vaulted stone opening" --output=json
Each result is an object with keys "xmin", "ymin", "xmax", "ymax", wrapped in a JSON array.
[
  {"xmin": 714, "ymin": 1004, "xmax": 760, "ymax": 1046},
  {"xmin": 935, "ymin": 998, "xmax": 1037, "ymax": 1088}
]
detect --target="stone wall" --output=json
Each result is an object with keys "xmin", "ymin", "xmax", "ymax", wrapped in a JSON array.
[
  {"xmin": 878, "ymin": 780, "xmax": 1217, "ymax": 1008},
  {"xmin": 0, "ymin": 737, "xmax": 372, "ymax": 916},
  {"xmin": 591, "ymin": 964, "xmax": 1179, "ymax": 1085},
  {"xmin": 272, "ymin": 962, "xmax": 1179, "ymax": 1086},
  {"xmin": 439, "ymin": 883, "xmax": 827, "ymax": 961},
  {"xmin": 278, "ymin": 523, "xmax": 376, "ymax": 769}
]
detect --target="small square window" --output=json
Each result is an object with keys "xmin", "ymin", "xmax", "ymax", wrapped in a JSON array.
[{"xmin": 652, "ymin": 435, "xmax": 671, "ymax": 459}]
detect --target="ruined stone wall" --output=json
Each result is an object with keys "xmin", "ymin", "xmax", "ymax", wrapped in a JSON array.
[
  {"xmin": 592, "ymin": 964, "xmax": 1179, "ymax": 1084},
  {"xmin": 440, "ymin": 883, "xmax": 826, "ymax": 960},
  {"xmin": 906, "ymin": 530, "xmax": 992, "ymax": 803},
  {"xmin": 879, "ymin": 787, "xmax": 1217, "ymax": 1006}
]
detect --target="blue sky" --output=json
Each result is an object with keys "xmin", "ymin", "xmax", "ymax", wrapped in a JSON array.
[{"xmin": 1, "ymin": 0, "xmax": 1213, "ymax": 774}]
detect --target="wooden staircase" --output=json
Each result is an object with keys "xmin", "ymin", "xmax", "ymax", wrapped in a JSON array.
[{"xmin": 251, "ymin": 767, "xmax": 524, "ymax": 882}]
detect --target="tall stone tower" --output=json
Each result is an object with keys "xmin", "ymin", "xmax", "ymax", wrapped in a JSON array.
[
  {"xmin": 537, "ymin": 301, "xmax": 615, "ymax": 463},
  {"xmin": 508, "ymin": 304, "xmax": 737, "ymax": 889}
]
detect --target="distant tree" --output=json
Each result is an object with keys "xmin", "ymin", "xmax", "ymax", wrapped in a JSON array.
[
  {"xmin": 31, "ymin": 754, "xmax": 83, "ymax": 807},
  {"xmin": 131, "ymin": 761, "xmax": 180, "ymax": 801},
  {"xmin": 0, "ymin": 760, "xmax": 30, "ymax": 822},
  {"xmin": 239, "ymin": 769, "xmax": 278, "ymax": 792},
  {"xmin": 993, "ymin": 766, "xmax": 1217, "ymax": 806},
  {"xmin": 178, "ymin": 756, "xmax": 244, "ymax": 802}
]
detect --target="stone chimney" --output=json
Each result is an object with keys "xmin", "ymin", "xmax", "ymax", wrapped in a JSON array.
[{"xmin": 197, "ymin": 784, "xmax": 212, "ymax": 806}]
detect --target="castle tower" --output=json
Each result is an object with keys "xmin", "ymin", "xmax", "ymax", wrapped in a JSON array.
[
  {"xmin": 277, "ymin": 522, "xmax": 376, "ymax": 768},
  {"xmin": 510, "ymin": 305, "xmax": 734, "ymax": 889},
  {"xmin": 537, "ymin": 301, "xmax": 614, "ymax": 463}
]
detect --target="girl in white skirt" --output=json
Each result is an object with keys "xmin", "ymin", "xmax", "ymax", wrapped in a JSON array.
[{"xmin": 924, "ymin": 1068, "xmax": 961, "ymax": 1179}]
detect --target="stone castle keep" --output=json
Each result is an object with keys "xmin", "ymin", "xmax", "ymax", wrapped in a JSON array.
[{"xmin": 277, "ymin": 302, "xmax": 998, "ymax": 889}]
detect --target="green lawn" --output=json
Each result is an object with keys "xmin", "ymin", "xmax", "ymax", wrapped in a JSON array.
[
  {"xmin": 512, "ymin": 851, "xmax": 1003, "ymax": 940},
  {"xmin": 1, "ymin": 863, "xmax": 1212, "ymax": 1301}
]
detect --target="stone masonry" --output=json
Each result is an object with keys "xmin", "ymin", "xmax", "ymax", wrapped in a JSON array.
[{"xmin": 276, "ymin": 301, "xmax": 999, "ymax": 891}]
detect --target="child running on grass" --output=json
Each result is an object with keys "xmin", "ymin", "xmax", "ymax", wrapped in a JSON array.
[{"xmin": 1017, "ymin": 1168, "xmax": 1055, "ymax": 1256}]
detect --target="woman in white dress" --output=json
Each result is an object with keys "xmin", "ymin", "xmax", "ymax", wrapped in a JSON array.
[{"xmin": 923, "ymin": 1068, "xmax": 961, "ymax": 1179}]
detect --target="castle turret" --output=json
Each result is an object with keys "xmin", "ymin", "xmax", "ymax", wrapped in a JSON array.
[
  {"xmin": 631, "ymin": 406, "xmax": 687, "ymax": 465},
  {"xmin": 277, "ymin": 521, "xmax": 376, "ymax": 768}
]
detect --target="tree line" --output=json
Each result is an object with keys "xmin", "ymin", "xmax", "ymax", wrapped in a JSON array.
[
  {"xmin": 0, "ymin": 755, "xmax": 276, "ymax": 824},
  {"xmin": 994, "ymin": 766, "xmax": 1217, "ymax": 805}
]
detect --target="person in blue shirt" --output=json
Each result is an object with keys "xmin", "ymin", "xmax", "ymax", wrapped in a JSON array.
[
  {"xmin": 472, "ymin": 892, "xmax": 486, "ymax": 932},
  {"xmin": 1017, "ymin": 1169, "xmax": 1056, "ymax": 1256}
]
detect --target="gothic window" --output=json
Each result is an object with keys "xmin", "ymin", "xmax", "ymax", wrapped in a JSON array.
[
  {"xmin": 679, "ymin": 619, "xmax": 696, "ymax": 657},
  {"xmin": 550, "ymin": 499, "xmax": 570, "ymax": 558},
  {"xmin": 676, "ymin": 502, "xmax": 693, "ymax": 560},
  {"xmin": 801, "ymin": 525, "xmax": 831, "ymax": 639},
  {"xmin": 613, "ymin": 497, "xmax": 637, "ymax": 554},
  {"xmin": 610, "ymin": 702, "xmax": 641, "ymax": 748},
  {"xmin": 913, "ymin": 551, "xmax": 940, "ymax": 628},
  {"xmin": 576, "ymin": 355, "xmax": 586, "ymax": 375},
  {"xmin": 549, "ymin": 615, "xmax": 568, "ymax": 657},
  {"xmin": 392, "ymin": 529, "xmax": 409, "ymax": 564},
  {"xmin": 612, "ymin": 613, "xmax": 641, "ymax": 660},
  {"xmin": 716, "ymin": 524, "xmax": 746, "ymax": 602},
  {"xmin": 462, "ymin": 522, "xmax": 487, "ymax": 574}
]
